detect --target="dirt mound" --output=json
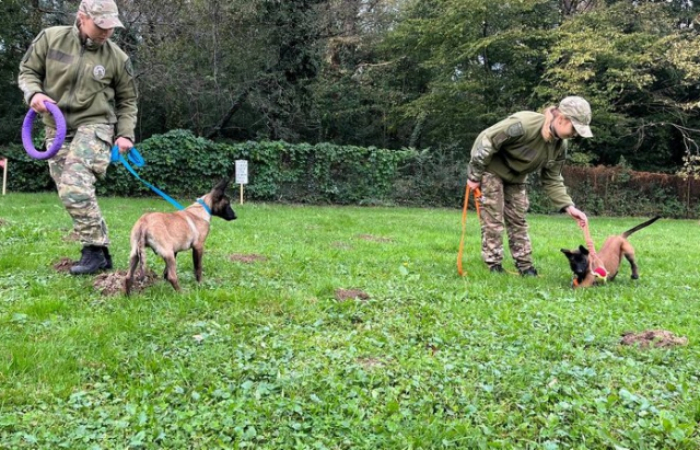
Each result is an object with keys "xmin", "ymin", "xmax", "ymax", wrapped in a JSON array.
[
  {"xmin": 620, "ymin": 330, "xmax": 688, "ymax": 348},
  {"xmin": 94, "ymin": 269, "xmax": 159, "ymax": 296},
  {"xmin": 356, "ymin": 357, "xmax": 385, "ymax": 370},
  {"xmin": 356, "ymin": 234, "xmax": 392, "ymax": 243},
  {"xmin": 335, "ymin": 288, "xmax": 370, "ymax": 302},
  {"xmin": 53, "ymin": 258, "xmax": 76, "ymax": 273},
  {"xmin": 229, "ymin": 253, "xmax": 267, "ymax": 264}
]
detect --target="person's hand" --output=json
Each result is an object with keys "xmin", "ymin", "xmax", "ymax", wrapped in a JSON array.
[
  {"xmin": 467, "ymin": 179, "xmax": 481, "ymax": 191},
  {"xmin": 114, "ymin": 137, "xmax": 134, "ymax": 155},
  {"xmin": 566, "ymin": 205, "xmax": 588, "ymax": 228},
  {"xmin": 30, "ymin": 93, "xmax": 55, "ymax": 114}
]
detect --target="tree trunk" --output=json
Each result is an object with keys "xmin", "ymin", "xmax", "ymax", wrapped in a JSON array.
[{"xmin": 205, "ymin": 88, "xmax": 251, "ymax": 139}]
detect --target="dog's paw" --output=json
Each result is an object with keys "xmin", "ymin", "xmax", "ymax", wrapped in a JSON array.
[{"xmin": 631, "ymin": 274, "xmax": 639, "ymax": 280}]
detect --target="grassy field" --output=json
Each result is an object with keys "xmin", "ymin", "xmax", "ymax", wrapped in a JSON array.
[{"xmin": 0, "ymin": 192, "xmax": 699, "ymax": 449}]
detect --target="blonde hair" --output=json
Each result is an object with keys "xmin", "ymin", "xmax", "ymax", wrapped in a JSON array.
[{"xmin": 541, "ymin": 106, "xmax": 561, "ymax": 142}]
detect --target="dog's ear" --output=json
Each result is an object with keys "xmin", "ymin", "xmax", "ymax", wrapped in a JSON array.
[
  {"xmin": 578, "ymin": 245, "xmax": 589, "ymax": 255},
  {"xmin": 561, "ymin": 249, "xmax": 574, "ymax": 260},
  {"xmin": 212, "ymin": 178, "xmax": 230, "ymax": 198}
]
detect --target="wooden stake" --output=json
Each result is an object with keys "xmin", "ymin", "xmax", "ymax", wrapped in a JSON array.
[
  {"xmin": 239, "ymin": 184, "xmax": 244, "ymax": 205},
  {"xmin": 1, "ymin": 159, "xmax": 7, "ymax": 196}
]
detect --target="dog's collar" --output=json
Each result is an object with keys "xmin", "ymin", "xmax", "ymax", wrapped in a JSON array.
[{"xmin": 196, "ymin": 198, "xmax": 212, "ymax": 216}]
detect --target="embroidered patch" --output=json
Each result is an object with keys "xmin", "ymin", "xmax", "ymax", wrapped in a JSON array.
[
  {"xmin": 48, "ymin": 49, "xmax": 74, "ymax": 64},
  {"xmin": 124, "ymin": 59, "xmax": 134, "ymax": 77},
  {"xmin": 507, "ymin": 122, "xmax": 525, "ymax": 137},
  {"xmin": 93, "ymin": 65, "xmax": 106, "ymax": 80}
]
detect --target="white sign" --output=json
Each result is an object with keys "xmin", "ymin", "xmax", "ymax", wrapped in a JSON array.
[{"xmin": 235, "ymin": 160, "xmax": 248, "ymax": 185}]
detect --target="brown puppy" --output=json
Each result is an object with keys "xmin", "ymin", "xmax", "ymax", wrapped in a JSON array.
[
  {"xmin": 125, "ymin": 178, "xmax": 237, "ymax": 294},
  {"xmin": 561, "ymin": 216, "xmax": 660, "ymax": 288}
]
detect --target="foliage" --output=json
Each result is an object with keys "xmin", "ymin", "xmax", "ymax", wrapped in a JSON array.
[
  {"xmin": 1, "ymin": 196, "xmax": 700, "ymax": 448},
  {"xmin": 538, "ymin": 1, "xmax": 700, "ymax": 171},
  {"xmin": 530, "ymin": 165, "xmax": 700, "ymax": 219},
  {"xmin": 4, "ymin": 130, "xmax": 414, "ymax": 204},
  {"xmin": 3, "ymin": 0, "xmax": 700, "ymax": 207},
  {"xmin": 4, "ymin": 130, "xmax": 699, "ymax": 217}
]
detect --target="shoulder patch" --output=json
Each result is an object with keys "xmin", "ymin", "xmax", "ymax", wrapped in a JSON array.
[
  {"xmin": 507, "ymin": 122, "xmax": 525, "ymax": 137},
  {"xmin": 124, "ymin": 59, "xmax": 134, "ymax": 77}
]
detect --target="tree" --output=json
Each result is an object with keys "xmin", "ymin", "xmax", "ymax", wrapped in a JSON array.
[{"xmin": 539, "ymin": 1, "xmax": 700, "ymax": 170}]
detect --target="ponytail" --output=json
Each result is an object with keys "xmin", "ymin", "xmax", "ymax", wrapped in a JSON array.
[{"xmin": 541, "ymin": 106, "xmax": 560, "ymax": 142}]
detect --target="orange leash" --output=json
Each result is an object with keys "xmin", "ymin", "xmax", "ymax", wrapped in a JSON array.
[
  {"xmin": 580, "ymin": 222, "xmax": 608, "ymax": 283},
  {"xmin": 457, "ymin": 185, "xmax": 482, "ymax": 276}
]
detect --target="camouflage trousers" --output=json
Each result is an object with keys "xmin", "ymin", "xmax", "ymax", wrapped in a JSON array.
[
  {"xmin": 47, "ymin": 124, "xmax": 113, "ymax": 247},
  {"xmin": 479, "ymin": 172, "xmax": 533, "ymax": 270}
]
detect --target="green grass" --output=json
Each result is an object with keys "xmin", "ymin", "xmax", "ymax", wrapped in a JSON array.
[{"xmin": 1, "ymin": 192, "xmax": 699, "ymax": 449}]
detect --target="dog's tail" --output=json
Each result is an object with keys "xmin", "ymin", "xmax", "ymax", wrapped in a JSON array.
[
  {"xmin": 125, "ymin": 224, "xmax": 147, "ymax": 295},
  {"xmin": 622, "ymin": 216, "xmax": 661, "ymax": 238}
]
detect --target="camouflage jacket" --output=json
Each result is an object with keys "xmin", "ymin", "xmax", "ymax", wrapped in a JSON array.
[
  {"xmin": 18, "ymin": 25, "xmax": 138, "ymax": 141},
  {"xmin": 467, "ymin": 111, "xmax": 574, "ymax": 210}
]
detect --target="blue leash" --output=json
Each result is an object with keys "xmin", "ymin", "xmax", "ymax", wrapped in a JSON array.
[{"xmin": 111, "ymin": 146, "xmax": 185, "ymax": 211}]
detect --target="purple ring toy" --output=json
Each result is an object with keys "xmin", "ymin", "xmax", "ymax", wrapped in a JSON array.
[{"xmin": 22, "ymin": 102, "xmax": 66, "ymax": 160}]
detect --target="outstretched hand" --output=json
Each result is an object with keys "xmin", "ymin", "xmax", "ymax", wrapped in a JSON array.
[{"xmin": 566, "ymin": 205, "xmax": 588, "ymax": 228}]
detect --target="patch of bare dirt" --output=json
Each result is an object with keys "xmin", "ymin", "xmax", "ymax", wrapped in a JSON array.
[
  {"xmin": 53, "ymin": 257, "xmax": 76, "ymax": 273},
  {"xmin": 61, "ymin": 231, "xmax": 80, "ymax": 242},
  {"xmin": 620, "ymin": 330, "xmax": 688, "ymax": 348},
  {"xmin": 356, "ymin": 357, "xmax": 385, "ymax": 370},
  {"xmin": 229, "ymin": 253, "xmax": 268, "ymax": 264},
  {"xmin": 356, "ymin": 234, "xmax": 392, "ymax": 243},
  {"xmin": 335, "ymin": 288, "xmax": 370, "ymax": 302},
  {"xmin": 0, "ymin": 218, "xmax": 8, "ymax": 227},
  {"xmin": 94, "ymin": 269, "xmax": 159, "ymax": 296},
  {"xmin": 332, "ymin": 242, "xmax": 353, "ymax": 250}
]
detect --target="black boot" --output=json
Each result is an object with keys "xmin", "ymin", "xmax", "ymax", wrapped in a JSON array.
[
  {"xmin": 70, "ymin": 245, "xmax": 109, "ymax": 275},
  {"xmin": 519, "ymin": 267, "xmax": 539, "ymax": 277},
  {"xmin": 489, "ymin": 264, "xmax": 505, "ymax": 273},
  {"xmin": 102, "ymin": 247, "xmax": 113, "ymax": 270}
]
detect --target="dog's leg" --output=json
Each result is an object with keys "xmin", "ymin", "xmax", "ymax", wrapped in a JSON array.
[
  {"xmin": 125, "ymin": 248, "xmax": 141, "ymax": 296},
  {"xmin": 163, "ymin": 252, "xmax": 177, "ymax": 280},
  {"xmin": 163, "ymin": 252, "xmax": 180, "ymax": 291},
  {"xmin": 621, "ymin": 242, "xmax": 639, "ymax": 279},
  {"xmin": 192, "ymin": 245, "xmax": 203, "ymax": 282}
]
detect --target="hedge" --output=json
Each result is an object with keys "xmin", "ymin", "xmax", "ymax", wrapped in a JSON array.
[{"xmin": 1, "ymin": 129, "xmax": 697, "ymax": 218}]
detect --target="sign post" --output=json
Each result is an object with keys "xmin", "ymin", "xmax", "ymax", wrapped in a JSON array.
[
  {"xmin": 235, "ymin": 160, "xmax": 248, "ymax": 205},
  {"xmin": 0, "ymin": 158, "xmax": 7, "ymax": 196}
]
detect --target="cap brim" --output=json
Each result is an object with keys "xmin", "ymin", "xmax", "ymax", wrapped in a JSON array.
[
  {"xmin": 572, "ymin": 122, "xmax": 593, "ymax": 138},
  {"xmin": 94, "ymin": 16, "xmax": 124, "ymax": 29}
]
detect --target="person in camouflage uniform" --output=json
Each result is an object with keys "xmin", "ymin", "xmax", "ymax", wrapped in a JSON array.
[
  {"xmin": 18, "ymin": 0, "xmax": 137, "ymax": 275},
  {"xmin": 466, "ymin": 97, "xmax": 593, "ymax": 276}
]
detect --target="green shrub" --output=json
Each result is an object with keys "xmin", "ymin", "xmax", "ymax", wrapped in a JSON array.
[{"xmin": 3, "ymin": 130, "xmax": 698, "ymax": 218}]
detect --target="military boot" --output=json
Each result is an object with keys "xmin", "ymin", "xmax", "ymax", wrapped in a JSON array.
[
  {"xmin": 70, "ymin": 245, "xmax": 109, "ymax": 275},
  {"xmin": 519, "ymin": 267, "xmax": 539, "ymax": 277},
  {"xmin": 102, "ymin": 247, "xmax": 113, "ymax": 270},
  {"xmin": 489, "ymin": 264, "xmax": 505, "ymax": 274}
]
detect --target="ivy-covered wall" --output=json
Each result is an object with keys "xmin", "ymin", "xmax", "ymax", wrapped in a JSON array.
[{"xmin": 1, "ymin": 130, "xmax": 697, "ymax": 218}]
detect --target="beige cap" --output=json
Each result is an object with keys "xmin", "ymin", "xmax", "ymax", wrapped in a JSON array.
[
  {"xmin": 559, "ymin": 96, "xmax": 593, "ymax": 138},
  {"xmin": 80, "ymin": 0, "xmax": 124, "ymax": 29}
]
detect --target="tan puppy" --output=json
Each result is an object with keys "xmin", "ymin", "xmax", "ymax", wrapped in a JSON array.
[
  {"xmin": 561, "ymin": 216, "xmax": 660, "ymax": 288},
  {"xmin": 125, "ymin": 178, "xmax": 237, "ymax": 294}
]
